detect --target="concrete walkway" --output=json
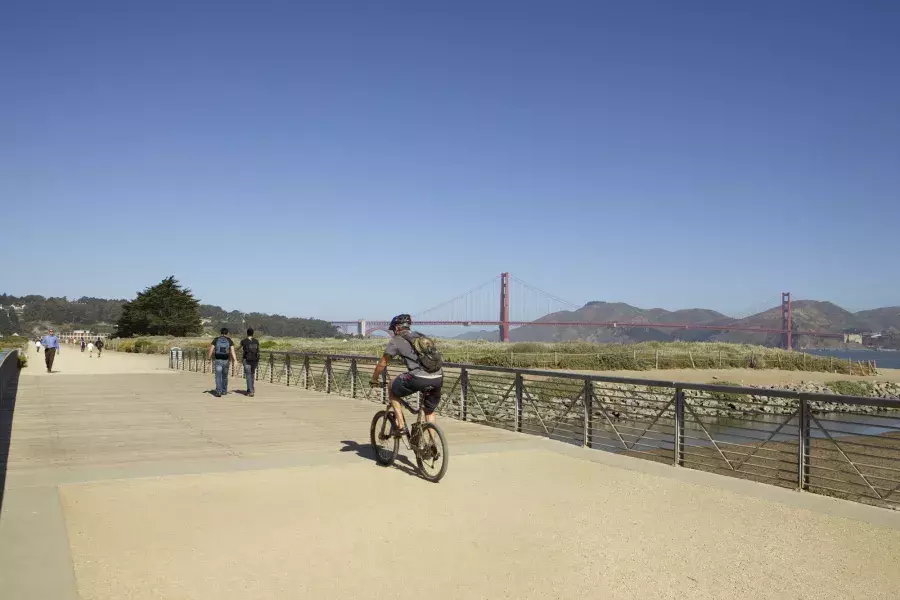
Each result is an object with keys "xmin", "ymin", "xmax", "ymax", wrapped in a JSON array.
[{"xmin": 2, "ymin": 350, "xmax": 899, "ymax": 599}]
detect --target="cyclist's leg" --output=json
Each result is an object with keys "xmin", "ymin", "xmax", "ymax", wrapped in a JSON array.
[
  {"xmin": 420, "ymin": 379, "xmax": 443, "ymax": 449},
  {"xmin": 389, "ymin": 374, "xmax": 416, "ymax": 431}
]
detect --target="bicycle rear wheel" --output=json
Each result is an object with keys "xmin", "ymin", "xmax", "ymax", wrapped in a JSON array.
[
  {"xmin": 415, "ymin": 422, "xmax": 449, "ymax": 482},
  {"xmin": 370, "ymin": 410, "xmax": 399, "ymax": 466}
]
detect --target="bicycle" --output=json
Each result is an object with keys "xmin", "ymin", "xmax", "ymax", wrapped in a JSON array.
[{"xmin": 370, "ymin": 392, "xmax": 449, "ymax": 483}]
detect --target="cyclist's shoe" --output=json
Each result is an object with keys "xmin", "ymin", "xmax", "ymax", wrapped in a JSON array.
[{"xmin": 392, "ymin": 425, "xmax": 409, "ymax": 439}]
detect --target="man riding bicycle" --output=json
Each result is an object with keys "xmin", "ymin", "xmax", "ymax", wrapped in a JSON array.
[{"xmin": 370, "ymin": 314, "xmax": 443, "ymax": 438}]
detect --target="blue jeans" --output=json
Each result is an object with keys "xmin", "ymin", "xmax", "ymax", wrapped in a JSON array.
[
  {"xmin": 214, "ymin": 359, "xmax": 230, "ymax": 395},
  {"xmin": 244, "ymin": 361, "xmax": 258, "ymax": 394}
]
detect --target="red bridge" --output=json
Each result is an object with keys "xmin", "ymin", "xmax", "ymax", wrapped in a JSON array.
[{"xmin": 332, "ymin": 273, "xmax": 845, "ymax": 348}]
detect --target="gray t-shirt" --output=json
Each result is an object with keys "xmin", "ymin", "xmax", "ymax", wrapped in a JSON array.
[{"xmin": 384, "ymin": 332, "xmax": 442, "ymax": 379}]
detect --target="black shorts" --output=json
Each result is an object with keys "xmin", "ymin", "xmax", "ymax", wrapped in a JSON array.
[{"xmin": 390, "ymin": 373, "xmax": 443, "ymax": 415}]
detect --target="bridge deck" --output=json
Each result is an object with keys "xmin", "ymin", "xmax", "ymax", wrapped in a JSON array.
[{"xmin": 1, "ymin": 350, "xmax": 899, "ymax": 599}]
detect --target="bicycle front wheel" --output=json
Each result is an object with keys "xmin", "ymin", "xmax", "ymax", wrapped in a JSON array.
[
  {"xmin": 370, "ymin": 410, "xmax": 399, "ymax": 466},
  {"xmin": 415, "ymin": 422, "xmax": 449, "ymax": 482}
]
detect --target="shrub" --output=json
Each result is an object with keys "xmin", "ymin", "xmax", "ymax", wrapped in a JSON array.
[
  {"xmin": 17, "ymin": 352, "xmax": 27, "ymax": 369},
  {"xmin": 825, "ymin": 381, "xmax": 874, "ymax": 397},
  {"xmin": 703, "ymin": 381, "xmax": 751, "ymax": 405}
]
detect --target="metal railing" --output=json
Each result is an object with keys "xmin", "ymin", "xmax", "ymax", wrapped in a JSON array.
[{"xmin": 172, "ymin": 349, "xmax": 900, "ymax": 510}]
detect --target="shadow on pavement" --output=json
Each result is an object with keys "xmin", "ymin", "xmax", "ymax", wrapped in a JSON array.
[
  {"xmin": 340, "ymin": 439, "xmax": 421, "ymax": 478},
  {"xmin": 0, "ymin": 352, "xmax": 22, "ymax": 514}
]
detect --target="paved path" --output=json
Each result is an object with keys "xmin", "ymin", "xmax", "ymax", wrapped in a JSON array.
[{"xmin": 2, "ymin": 350, "xmax": 900, "ymax": 599}]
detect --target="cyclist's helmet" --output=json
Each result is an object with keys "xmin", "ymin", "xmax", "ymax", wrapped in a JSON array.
[{"xmin": 388, "ymin": 314, "xmax": 412, "ymax": 333}]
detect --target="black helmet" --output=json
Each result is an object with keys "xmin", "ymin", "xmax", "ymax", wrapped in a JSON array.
[{"xmin": 388, "ymin": 314, "xmax": 412, "ymax": 332}]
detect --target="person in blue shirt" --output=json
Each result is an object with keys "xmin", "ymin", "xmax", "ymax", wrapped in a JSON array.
[{"xmin": 41, "ymin": 328, "xmax": 60, "ymax": 373}]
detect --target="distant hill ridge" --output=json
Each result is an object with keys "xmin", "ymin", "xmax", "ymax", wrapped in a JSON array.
[{"xmin": 456, "ymin": 300, "xmax": 900, "ymax": 347}]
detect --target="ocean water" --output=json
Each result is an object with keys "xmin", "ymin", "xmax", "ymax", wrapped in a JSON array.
[{"xmin": 802, "ymin": 349, "xmax": 900, "ymax": 370}]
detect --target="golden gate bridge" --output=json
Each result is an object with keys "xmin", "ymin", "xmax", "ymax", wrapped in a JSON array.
[{"xmin": 331, "ymin": 273, "xmax": 845, "ymax": 348}]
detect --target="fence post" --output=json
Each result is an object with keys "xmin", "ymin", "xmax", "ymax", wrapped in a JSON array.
[
  {"xmin": 514, "ymin": 374, "xmax": 523, "ymax": 433},
  {"xmin": 381, "ymin": 367, "xmax": 388, "ymax": 404},
  {"xmin": 350, "ymin": 358, "xmax": 357, "ymax": 398},
  {"xmin": 674, "ymin": 386, "xmax": 685, "ymax": 466},
  {"xmin": 583, "ymin": 378, "xmax": 593, "ymax": 448},
  {"xmin": 303, "ymin": 356, "xmax": 310, "ymax": 389},
  {"xmin": 798, "ymin": 396, "xmax": 811, "ymax": 490},
  {"xmin": 460, "ymin": 368, "xmax": 468, "ymax": 421},
  {"xmin": 169, "ymin": 351, "xmax": 173, "ymax": 370},
  {"xmin": 325, "ymin": 357, "xmax": 333, "ymax": 393},
  {"xmin": 285, "ymin": 353, "xmax": 292, "ymax": 386}
]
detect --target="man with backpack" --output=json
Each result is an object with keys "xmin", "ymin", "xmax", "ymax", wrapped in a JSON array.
[
  {"xmin": 208, "ymin": 327, "xmax": 237, "ymax": 397},
  {"xmin": 370, "ymin": 314, "xmax": 443, "ymax": 437},
  {"xmin": 95, "ymin": 337, "xmax": 104, "ymax": 358},
  {"xmin": 240, "ymin": 328, "xmax": 260, "ymax": 397}
]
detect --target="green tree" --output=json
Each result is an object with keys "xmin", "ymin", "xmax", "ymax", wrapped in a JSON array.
[
  {"xmin": 115, "ymin": 277, "xmax": 202, "ymax": 337},
  {"xmin": 0, "ymin": 308, "xmax": 13, "ymax": 336}
]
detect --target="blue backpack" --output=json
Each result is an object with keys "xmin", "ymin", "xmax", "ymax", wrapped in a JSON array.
[{"xmin": 214, "ymin": 336, "xmax": 230, "ymax": 358}]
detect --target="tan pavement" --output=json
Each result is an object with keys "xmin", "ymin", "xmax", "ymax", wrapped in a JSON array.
[{"xmin": 1, "ymin": 350, "xmax": 899, "ymax": 599}]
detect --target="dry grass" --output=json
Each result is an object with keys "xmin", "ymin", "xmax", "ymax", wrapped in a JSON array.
[{"xmin": 105, "ymin": 336, "xmax": 877, "ymax": 376}]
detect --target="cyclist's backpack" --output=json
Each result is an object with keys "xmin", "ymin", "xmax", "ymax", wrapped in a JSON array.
[
  {"xmin": 402, "ymin": 332, "xmax": 443, "ymax": 373},
  {"xmin": 244, "ymin": 338, "xmax": 260, "ymax": 361},
  {"xmin": 214, "ymin": 336, "xmax": 230, "ymax": 358}
]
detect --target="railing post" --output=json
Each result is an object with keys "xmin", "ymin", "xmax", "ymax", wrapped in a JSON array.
[
  {"xmin": 798, "ymin": 396, "xmax": 811, "ymax": 490},
  {"xmin": 325, "ymin": 357, "xmax": 333, "ymax": 393},
  {"xmin": 514, "ymin": 373, "xmax": 523, "ymax": 433},
  {"xmin": 269, "ymin": 352, "xmax": 275, "ymax": 383},
  {"xmin": 202, "ymin": 353, "xmax": 207, "ymax": 374},
  {"xmin": 303, "ymin": 356, "xmax": 310, "ymax": 389},
  {"xmin": 350, "ymin": 358, "xmax": 358, "ymax": 398},
  {"xmin": 583, "ymin": 378, "xmax": 593, "ymax": 448},
  {"xmin": 381, "ymin": 368, "xmax": 388, "ymax": 404},
  {"xmin": 460, "ymin": 368, "xmax": 468, "ymax": 421},
  {"xmin": 285, "ymin": 353, "xmax": 292, "ymax": 386},
  {"xmin": 169, "ymin": 351, "xmax": 173, "ymax": 370},
  {"xmin": 674, "ymin": 387, "xmax": 685, "ymax": 466}
]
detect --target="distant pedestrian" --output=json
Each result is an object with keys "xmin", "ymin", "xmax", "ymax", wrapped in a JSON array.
[
  {"xmin": 95, "ymin": 338, "xmax": 104, "ymax": 358},
  {"xmin": 80, "ymin": 339, "xmax": 86, "ymax": 352},
  {"xmin": 240, "ymin": 328, "xmax": 260, "ymax": 397},
  {"xmin": 208, "ymin": 327, "xmax": 237, "ymax": 397},
  {"xmin": 35, "ymin": 340, "xmax": 41, "ymax": 353},
  {"xmin": 41, "ymin": 328, "xmax": 60, "ymax": 373},
  {"xmin": 87, "ymin": 341, "xmax": 95, "ymax": 358}
]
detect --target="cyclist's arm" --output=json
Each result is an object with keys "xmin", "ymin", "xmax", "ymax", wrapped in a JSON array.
[
  {"xmin": 370, "ymin": 353, "xmax": 391, "ymax": 384},
  {"xmin": 208, "ymin": 343, "xmax": 215, "ymax": 360}
]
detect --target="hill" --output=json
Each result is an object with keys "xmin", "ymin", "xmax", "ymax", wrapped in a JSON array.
[
  {"xmin": 0, "ymin": 294, "xmax": 337, "ymax": 338},
  {"xmin": 456, "ymin": 299, "xmax": 900, "ymax": 348}
]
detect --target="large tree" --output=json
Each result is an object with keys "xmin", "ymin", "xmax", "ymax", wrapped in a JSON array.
[{"xmin": 115, "ymin": 277, "xmax": 202, "ymax": 337}]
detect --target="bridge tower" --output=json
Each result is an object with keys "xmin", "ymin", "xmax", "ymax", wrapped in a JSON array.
[
  {"xmin": 499, "ymin": 272, "xmax": 510, "ymax": 342},
  {"xmin": 781, "ymin": 292, "xmax": 792, "ymax": 350},
  {"xmin": 357, "ymin": 320, "xmax": 366, "ymax": 337}
]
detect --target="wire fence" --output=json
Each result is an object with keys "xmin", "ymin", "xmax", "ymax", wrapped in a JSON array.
[{"xmin": 173, "ymin": 348, "xmax": 900, "ymax": 510}]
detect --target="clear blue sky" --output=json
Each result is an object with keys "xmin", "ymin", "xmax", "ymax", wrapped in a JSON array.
[{"xmin": 2, "ymin": 1, "xmax": 898, "ymax": 321}]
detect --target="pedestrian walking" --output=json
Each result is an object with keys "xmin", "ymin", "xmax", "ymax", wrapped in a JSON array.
[
  {"xmin": 95, "ymin": 338, "xmax": 104, "ymax": 358},
  {"xmin": 87, "ymin": 341, "xmax": 95, "ymax": 358},
  {"xmin": 80, "ymin": 339, "xmax": 86, "ymax": 352},
  {"xmin": 35, "ymin": 339, "xmax": 41, "ymax": 353},
  {"xmin": 208, "ymin": 327, "xmax": 237, "ymax": 397},
  {"xmin": 240, "ymin": 328, "xmax": 260, "ymax": 397},
  {"xmin": 41, "ymin": 328, "xmax": 60, "ymax": 373}
]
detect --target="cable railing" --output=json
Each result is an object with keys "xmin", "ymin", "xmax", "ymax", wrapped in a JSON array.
[{"xmin": 172, "ymin": 348, "xmax": 900, "ymax": 510}]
